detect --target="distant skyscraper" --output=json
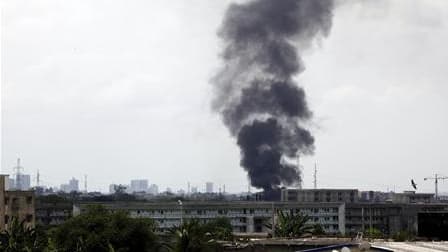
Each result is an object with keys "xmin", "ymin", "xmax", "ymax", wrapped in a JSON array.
[
  {"xmin": 148, "ymin": 184, "xmax": 159, "ymax": 195},
  {"xmin": 191, "ymin": 186, "xmax": 198, "ymax": 194},
  {"xmin": 12, "ymin": 158, "xmax": 31, "ymax": 190},
  {"xmin": 60, "ymin": 184, "xmax": 71, "ymax": 193},
  {"xmin": 60, "ymin": 177, "xmax": 79, "ymax": 193},
  {"xmin": 206, "ymin": 182, "xmax": 214, "ymax": 193},
  {"xmin": 130, "ymin": 179, "xmax": 148, "ymax": 192},
  {"xmin": 109, "ymin": 184, "xmax": 118, "ymax": 194},
  {"xmin": 15, "ymin": 174, "xmax": 31, "ymax": 190},
  {"xmin": 69, "ymin": 177, "xmax": 79, "ymax": 192}
]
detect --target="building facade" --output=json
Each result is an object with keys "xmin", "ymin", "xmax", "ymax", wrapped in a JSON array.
[
  {"xmin": 0, "ymin": 175, "xmax": 35, "ymax": 231},
  {"xmin": 130, "ymin": 179, "xmax": 148, "ymax": 192},
  {"xmin": 74, "ymin": 201, "xmax": 346, "ymax": 234},
  {"xmin": 281, "ymin": 188, "xmax": 359, "ymax": 203},
  {"xmin": 206, "ymin": 182, "xmax": 214, "ymax": 193}
]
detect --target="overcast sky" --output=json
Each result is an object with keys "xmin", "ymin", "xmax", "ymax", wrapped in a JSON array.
[{"xmin": 2, "ymin": 0, "xmax": 448, "ymax": 193}]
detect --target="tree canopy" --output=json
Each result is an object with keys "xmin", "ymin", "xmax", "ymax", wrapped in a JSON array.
[{"xmin": 50, "ymin": 205, "xmax": 162, "ymax": 252}]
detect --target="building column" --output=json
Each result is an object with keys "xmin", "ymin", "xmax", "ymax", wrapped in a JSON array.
[{"xmin": 338, "ymin": 203, "xmax": 346, "ymax": 235}]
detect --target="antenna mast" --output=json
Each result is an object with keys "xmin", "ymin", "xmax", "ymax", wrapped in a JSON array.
[{"xmin": 424, "ymin": 173, "xmax": 448, "ymax": 201}]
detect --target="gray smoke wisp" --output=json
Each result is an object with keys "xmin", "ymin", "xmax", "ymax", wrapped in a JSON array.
[{"xmin": 212, "ymin": 0, "xmax": 334, "ymax": 195}]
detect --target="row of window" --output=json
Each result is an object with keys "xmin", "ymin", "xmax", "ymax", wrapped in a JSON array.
[
  {"xmin": 4, "ymin": 214, "xmax": 33, "ymax": 224},
  {"xmin": 3, "ymin": 196, "xmax": 33, "ymax": 205}
]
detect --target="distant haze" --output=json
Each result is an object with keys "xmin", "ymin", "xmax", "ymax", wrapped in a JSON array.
[{"xmin": 2, "ymin": 0, "xmax": 448, "ymax": 193}]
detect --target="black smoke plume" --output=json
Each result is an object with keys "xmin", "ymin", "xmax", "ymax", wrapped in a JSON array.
[{"xmin": 212, "ymin": 0, "xmax": 334, "ymax": 198}]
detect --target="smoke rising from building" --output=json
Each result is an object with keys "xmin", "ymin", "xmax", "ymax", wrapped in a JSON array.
[{"xmin": 212, "ymin": 0, "xmax": 334, "ymax": 196}]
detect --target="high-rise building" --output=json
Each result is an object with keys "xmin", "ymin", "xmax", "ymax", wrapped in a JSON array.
[
  {"xmin": 148, "ymin": 184, "xmax": 159, "ymax": 195},
  {"xmin": 109, "ymin": 184, "xmax": 118, "ymax": 194},
  {"xmin": 191, "ymin": 186, "xmax": 198, "ymax": 194},
  {"xmin": 206, "ymin": 182, "xmax": 214, "ymax": 193},
  {"xmin": 130, "ymin": 179, "xmax": 148, "ymax": 193},
  {"xmin": 60, "ymin": 177, "xmax": 79, "ymax": 193},
  {"xmin": 13, "ymin": 174, "xmax": 31, "ymax": 190},
  {"xmin": 69, "ymin": 178, "xmax": 79, "ymax": 192}
]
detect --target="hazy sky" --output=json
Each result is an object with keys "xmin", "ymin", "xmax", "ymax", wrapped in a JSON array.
[{"xmin": 2, "ymin": 0, "xmax": 448, "ymax": 193}]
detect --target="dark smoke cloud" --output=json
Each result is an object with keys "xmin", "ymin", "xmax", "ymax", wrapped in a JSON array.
[{"xmin": 212, "ymin": 0, "xmax": 334, "ymax": 195}]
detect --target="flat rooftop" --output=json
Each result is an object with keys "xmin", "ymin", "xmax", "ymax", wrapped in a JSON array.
[{"xmin": 373, "ymin": 242, "xmax": 448, "ymax": 252}]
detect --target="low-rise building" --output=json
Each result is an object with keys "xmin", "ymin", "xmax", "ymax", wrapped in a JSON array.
[
  {"xmin": 0, "ymin": 175, "xmax": 35, "ymax": 231},
  {"xmin": 74, "ymin": 201, "xmax": 346, "ymax": 234},
  {"xmin": 281, "ymin": 188, "xmax": 359, "ymax": 203}
]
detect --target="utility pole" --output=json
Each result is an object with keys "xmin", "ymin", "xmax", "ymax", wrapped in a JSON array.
[{"xmin": 424, "ymin": 174, "xmax": 448, "ymax": 201}]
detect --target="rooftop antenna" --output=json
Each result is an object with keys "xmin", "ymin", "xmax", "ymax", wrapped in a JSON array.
[
  {"xmin": 313, "ymin": 162, "xmax": 317, "ymax": 189},
  {"xmin": 424, "ymin": 173, "xmax": 448, "ymax": 201}
]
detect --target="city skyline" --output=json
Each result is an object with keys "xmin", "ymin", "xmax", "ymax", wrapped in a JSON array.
[{"xmin": 2, "ymin": 0, "xmax": 448, "ymax": 193}]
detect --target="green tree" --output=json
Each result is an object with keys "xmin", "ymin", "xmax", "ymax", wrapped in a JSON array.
[
  {"xmin": 169, "ymin": 218, "xmax": 232, "ymax": 252},
  {"xmin": 203, "ymin": 217, "xmax": 233, "ymax": 241},
  {"xmin": 50, "ymin": 205, "xmax": 162, "ymax": 252},
  {"xmin": 0, "ymin": 217, "xmax": 48, "ymax": 252},
  {"xmin": 365, "ymin": 227, "xmax": 383, "ymax": 239},
  {"xmin": 311, "ymin": 223, "xmax": 325, "ymax": 236},
  {"xmin": 266, "ymin": 210, "xmax": 314, "ymax": 238}
]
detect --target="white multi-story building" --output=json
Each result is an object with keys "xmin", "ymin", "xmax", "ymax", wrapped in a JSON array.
[
  {"xmin": 206, "ymin": 182, "xmax": 214, "ymax": 193},
  {"xmin": 74, "ymin": 201, "xmax": 346, "ymax": 234},
  {"xmin": 60, "ymin": 177, "xmax": 79, "ymax": 193},
  {"xmin": 14, "ymin": 174, "xmax": 31, "ymax": 190},
  {"xmin": 130, "ymin": 180, "xmax": 148, "ymax": 193},
  {"xmin": 69, "ymin": 178, "xmax": 79, "ymax": 192},
  {"xmin": 148, "ymin": 184, "xmax": 158, "ymax": 195}
]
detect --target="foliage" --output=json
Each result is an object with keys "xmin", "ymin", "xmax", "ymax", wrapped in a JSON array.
[
  {"xmin": 365, "ymin": 227, "xmax": 383, "ymax": 239},
  {"xmin": 203, "ymin": 217, "xmax": 233, "ymax": 241},
  {"xmin": 50, "ymin": 205, "xmax": 163, "ymax": 252},
  {"xmin": 311, "ymin": 223, "xmax": 325, "ymax": 235},
  {"xmin": 0, "ymin": 217, "xmax": 48, "ymax": 252},
  {"xmin": 392, "ymin": 230, "xmax": 415, "ymax": 242},
  {"xmin": 265, "ymin": 210, "xmax": 314, "ymax": 238},
  {"xmin": 168, "ymin": 218, "xmax": 233, "ymax": 252}
]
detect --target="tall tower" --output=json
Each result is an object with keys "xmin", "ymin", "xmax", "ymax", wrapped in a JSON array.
[
  {"xmin": 313, "ymin": 163, "xmax": 317, "ymax": 189},
  {"xmin": 13, "ymin": 158, "xmax": 24, "ymax": 189}
]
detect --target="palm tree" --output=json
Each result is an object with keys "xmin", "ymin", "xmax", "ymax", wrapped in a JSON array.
[
  {"xmin": 266, "ymin": 210, "xmax": 314, "ymax": 238},
  {"xmin": 168, "ymin": 219, "xmax": 218, "ymax": 252},
  {"xmin": 0, "ymin": 217, "xmax": 48, "ymax": 252}
]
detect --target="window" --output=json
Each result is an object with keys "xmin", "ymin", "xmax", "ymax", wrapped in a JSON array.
[
  {"xmin": 4, "ymin": 197, "xmax": 9, "ymax": 205},
  {"xmin": 4, "ymin": 215, "xmax": 9, "ymax": 224},
  {"xmin": 26, "ymin": 196, "xmax": 33, "ymax": 205}
]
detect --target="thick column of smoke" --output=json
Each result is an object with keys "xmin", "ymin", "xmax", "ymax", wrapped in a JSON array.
[{"xmin": 212, "ymin": 0, "xmax": 334, "ymax": 197}]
